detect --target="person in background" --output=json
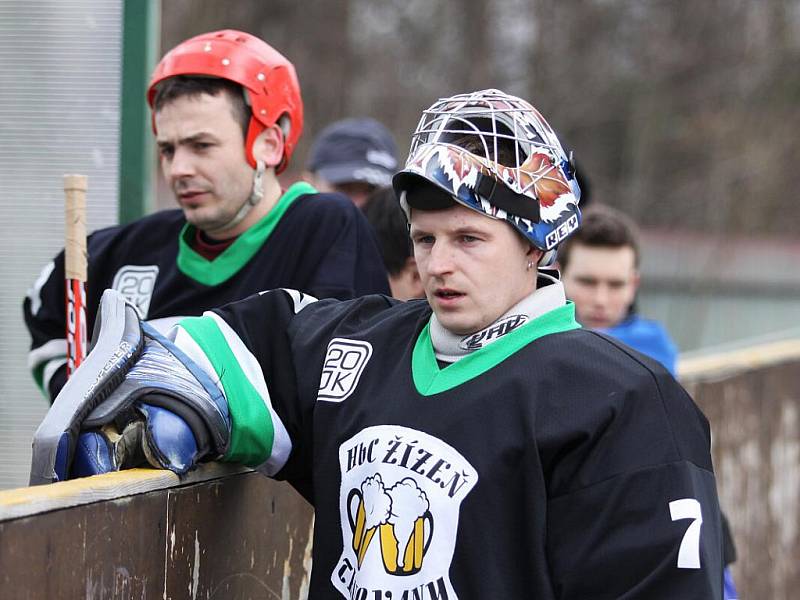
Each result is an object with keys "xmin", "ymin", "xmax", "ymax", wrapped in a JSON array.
[
  {"xmin": 362, "ymin": 186, "xmax": 424, "ymax": 300},
  {"xmin": 23, "ymin": 30, "xmax": 389, "ymax": 402},
  {"xmin": 558, "ymin": 203, "xmax": 739, "ymax": 600},
  {"xmin": 558, "ymin": 204, "xmax": 677, "ymax": 370},
  {"xmin": 303, "ymin": 117, "xmax": 398, "ymax": 209}
]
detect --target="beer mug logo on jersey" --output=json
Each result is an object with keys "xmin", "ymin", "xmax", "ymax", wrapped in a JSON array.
[
  {"xmin": 348, "ymin": 475, "xmax": 434, "ymax": 576},
  {"xmin": 318, "ymin": 338, "xmax": 373, "ymax": 403},
  {"xmin": 333, "ymin": 426, "xmax": 478, "ymax": 600},
  {"xmin": 111, "ymin": 265, "xmax": 159, "ymax": 318},
  {"xmin": 459, "ymin": 314, "xmax": 529, "ymax": 351}
]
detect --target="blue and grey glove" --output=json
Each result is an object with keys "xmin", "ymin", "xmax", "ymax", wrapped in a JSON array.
[{"xmin": 30, "ymin": 289, "xmax": 230, "ymax": 485}]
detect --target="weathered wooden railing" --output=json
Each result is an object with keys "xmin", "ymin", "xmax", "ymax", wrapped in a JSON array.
[
  {"xmin": 679, "ymin": 336, "xmax": 800, "ymax": 600},
  {"xmin": 0, "ymin": 464, "xmax": 314, "ymax": 599},
  {"xmin": 1, "ymin": 335, "xmax": 798, "ymax": 598}
]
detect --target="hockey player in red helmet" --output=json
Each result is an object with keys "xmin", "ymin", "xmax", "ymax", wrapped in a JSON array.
[
  {"xmin": 147, "ymin": 30, "xmax": 303, "ymax": 238},
  {"xmin": 35, "ymin": 89, "xmax": 723, "ymax": 599},
  {"xmin": 147, "ymin": 29, "xmax": 304, "ymax": 234},
  {"xmin": 23, "ymin": 30, "xmax": 388, "ymax": 403}
]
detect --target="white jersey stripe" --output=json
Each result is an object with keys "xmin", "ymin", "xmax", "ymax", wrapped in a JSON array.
[
  {"xmin": 27, "ymin": 261, "xmax": 55, "ymax": 317},
  {"xmin": 259, "ymin": 288, "xmax": 318, "ymax": 314},
  {"xmin": 42, "ymin": 357, "xmax": 67, "ymax": 391},
  {"xmin": 204, "ymin": 311, "xmax": 293, "ymax": 476},
  {"xmin": 28, "ymin": 338, "xmax": 67, "ymax": 370}
]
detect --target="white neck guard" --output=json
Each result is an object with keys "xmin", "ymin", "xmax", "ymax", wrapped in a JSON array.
[
  {"xmin": 429, "ymin": 271, "xmax": 566, "ymax": 362},
  {"xmin": 205, "ymin": 159, "xmax": 266, "ymax": 236}
]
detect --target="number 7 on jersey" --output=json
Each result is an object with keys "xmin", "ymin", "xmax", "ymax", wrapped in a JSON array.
[{"xmin": 669, "ymin": 498, "xmax": 703, "ymax": 569}]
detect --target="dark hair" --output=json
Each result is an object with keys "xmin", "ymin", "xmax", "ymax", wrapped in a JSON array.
[
  {"xmin": 557, "ymin": 204, "xmax": 640, "ymax": 269},
  {"xmin": 152, "ymin": 76, "xmax": 251, "ymax": 138},
  {"xmin": 449, "ymin": 127, "xmax": 519, "ymax": 166},
  {"xmin": 362, "ymin": 186, "xmax": 413, "ymax": 275}
]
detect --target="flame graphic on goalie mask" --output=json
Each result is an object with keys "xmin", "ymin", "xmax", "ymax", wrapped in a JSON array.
[
  {"xmin": 408, "ymin": 144, "xmax": 575, "ymax": 225},
  {"xmin": 395, "ymin": 89, "xmax": 581, "ymax": 255}
]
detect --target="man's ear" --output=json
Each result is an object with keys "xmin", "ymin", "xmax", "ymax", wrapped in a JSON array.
[
  {"xmin": 631, "ymin": 269, "xmax": 641, "ymax": 293},
  {"xmin": 526, "ymin": 245, "xmax": 544, "ymax": 265},
  {"xmin": 251, "ymin": 124, "xmax": 284, "ymax": 169}
]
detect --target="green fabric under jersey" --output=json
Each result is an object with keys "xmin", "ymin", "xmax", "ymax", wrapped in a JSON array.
[
  {"xmin": 178, "ymin": 316, "xmax": 275, "ymax": 467},
  {"xmin": 177, "ymin": 182, "xmax": 317, "ymax": 286},
  {"xmin": 412, "ymin": 302, "xmax": 581, "ymax": 396}
]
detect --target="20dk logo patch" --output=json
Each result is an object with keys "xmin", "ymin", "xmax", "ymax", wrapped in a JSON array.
[
  {"xmin": 318, "ymin": 338, "xmax": 373, "ymax": 402},
  {"xmin": 111, "ymin": 265, "xmax": 159, "ymax": 318}
]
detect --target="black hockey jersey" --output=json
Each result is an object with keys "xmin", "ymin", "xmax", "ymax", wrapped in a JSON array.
[
  {"xmin": 171, "ymin": 289, "xmax": 724, "ymax": 599},
  {"xmin": 23, "ymin": 183, "xmax": 390, "ymax": 400}
]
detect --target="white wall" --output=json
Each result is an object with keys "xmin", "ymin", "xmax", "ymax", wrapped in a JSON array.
[{"xmin": 0, "ymin": 0, "xmax": 122, "ymax": 489}]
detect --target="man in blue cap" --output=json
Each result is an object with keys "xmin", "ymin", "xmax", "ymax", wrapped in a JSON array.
[{"xmin": 303, "ymin": 117, "xmax": 398, "ymax": 209}]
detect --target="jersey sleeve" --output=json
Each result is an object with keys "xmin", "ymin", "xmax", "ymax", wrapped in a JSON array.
[
  {"xmin": 23, "ymin": 252, "xmax": 69, "ymax": 401},
  {"xmin": 168, "ymin": 288, "xmax": 340, "ymax": 497},
  {"xmin": 169, "ymin": 290, "xmax": 312, "ymax": 475},
  {"xmin": 542, "ymin": 341, "xmax": 724, "ymax": 599},
  {"xmin": 303, "ymin": 196, "xmax": 390, "ymax": 300},
  {"xmin": 546, "ymin": 458, "xmax": 723, "ymax": 598}
]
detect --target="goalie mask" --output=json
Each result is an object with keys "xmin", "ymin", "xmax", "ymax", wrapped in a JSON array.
[{"xmin": 393, "ymin": 89, "xmax": 581, "ymax": 264}]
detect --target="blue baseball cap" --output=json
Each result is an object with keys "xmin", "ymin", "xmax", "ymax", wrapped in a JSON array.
[{"xmin": 306, "ymin": 118, "xmax": 398, "ymax": 187}]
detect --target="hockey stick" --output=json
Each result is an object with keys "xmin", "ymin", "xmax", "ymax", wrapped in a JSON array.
[{"xmin": 64, "ymin": 174, "xmax": 88, "ymax": 377}]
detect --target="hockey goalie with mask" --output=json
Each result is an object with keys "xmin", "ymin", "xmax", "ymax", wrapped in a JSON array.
[{"xmin": 32, "ymin": 89, "xmax": 725, "ymax": 599}]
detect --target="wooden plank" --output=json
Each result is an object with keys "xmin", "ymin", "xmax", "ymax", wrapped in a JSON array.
[
  {"xmin": 679, "ymin": 338, "xmax": 800, "ymax": 382},
  {"xmin": 687, "ymin": 360, "xmax": 800, "ymax": 600},
  {"xmin": 0, "ymin": 463, "xmax": 249, "ymax": 521},
  {"xmin": 0, "ymin": 489, "xmax": 167, "ymax": 599},
  {"xmin": 0, "ymin": 468, "xmax": 313, "ymax": 599},
  {"xmin": 165, "ymin": 473, "xmax": 313, "ymax": 599}
]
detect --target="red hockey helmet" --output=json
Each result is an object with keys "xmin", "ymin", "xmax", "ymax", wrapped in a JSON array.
[{"xmin": 147, "ymin": 29, "xmax": 303, "ymax": 173}]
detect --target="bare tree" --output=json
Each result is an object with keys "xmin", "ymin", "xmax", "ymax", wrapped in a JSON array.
[{"xmin": 159, "ymin": 0, "xmax": 800, "ymax": 236}]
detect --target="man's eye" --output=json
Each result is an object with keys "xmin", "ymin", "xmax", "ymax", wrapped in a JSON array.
[
  {"xmin": 415, "ymin": 235, "xmax": 434, "ymax": 245},
  {"xmin": 193, "ymin": 142, "xmax": 212, "ymax": 151},
  {"xmin": 158, "ymin": 146, "xmax": 174, "ymax": 158},
  {"xmin": 460, "ymin": 235, "xmax": 479, "ymax": 243}
]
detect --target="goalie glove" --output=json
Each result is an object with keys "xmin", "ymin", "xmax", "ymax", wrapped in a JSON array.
[
  {"xmin": 30, "ymin": 289, "xmax": 230, "ymax": 484},
  {"xmin": 70, "ymin": 402, "xmax": 203, "ymax": 478}
]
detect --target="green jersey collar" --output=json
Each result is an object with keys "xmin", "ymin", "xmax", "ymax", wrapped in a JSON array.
[
  {"xmin": 177, "ymin": 182, "xmax": 316, "ymax": 286},
  {"xmin": 412, "ymin": 302, "xmax": 580, "ymax": 396}
]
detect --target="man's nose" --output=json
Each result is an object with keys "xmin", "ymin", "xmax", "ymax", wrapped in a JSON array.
[
  {"xmin": 166, "ymin": 148, "xmax": 195, "ymax": 181},
  {"xmin": 591, "ymin": 284, "xmax": 610, "ymax": 306},
  {"xmin": 427, "ymin": 241, "xmax": 454, "ymax": 275}
]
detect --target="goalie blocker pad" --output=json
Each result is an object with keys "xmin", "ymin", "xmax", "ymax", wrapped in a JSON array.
[
  {"xmin": 30, "ymin": 289, "xmax": 143, "ymax": 485},
  {"xmin": 30, "ymin": 290, "xmax": 231, "ymax": 485}
]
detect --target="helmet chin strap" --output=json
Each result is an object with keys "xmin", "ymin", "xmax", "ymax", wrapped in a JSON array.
[{"xmin": 205, "ymin": 160, "xmax": 266, "ymax": 236}]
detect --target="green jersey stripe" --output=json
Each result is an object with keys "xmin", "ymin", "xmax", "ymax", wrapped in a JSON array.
[
  {"xmin": 177, "ymin": 315, "xmax": 279, "ymax": 468},
  {"xmin": 204, "ymin": 312, "xmax": 292, "ymax": 475},
  {"xmin": 412, "ymin": 302, "xmax": 581, "ymax": 396},
  {"xmin": 171, "ymin": 326, "xmax": 225, "ymax": 393},
  {"xmin": 177, "ymin": 182, "xmax": 317, "ymax": 286}
]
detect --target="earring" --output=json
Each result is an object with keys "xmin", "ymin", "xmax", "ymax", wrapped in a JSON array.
[{"xmin": 526, "ymin": 260, "xmax": 534, "ymax": 271}]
